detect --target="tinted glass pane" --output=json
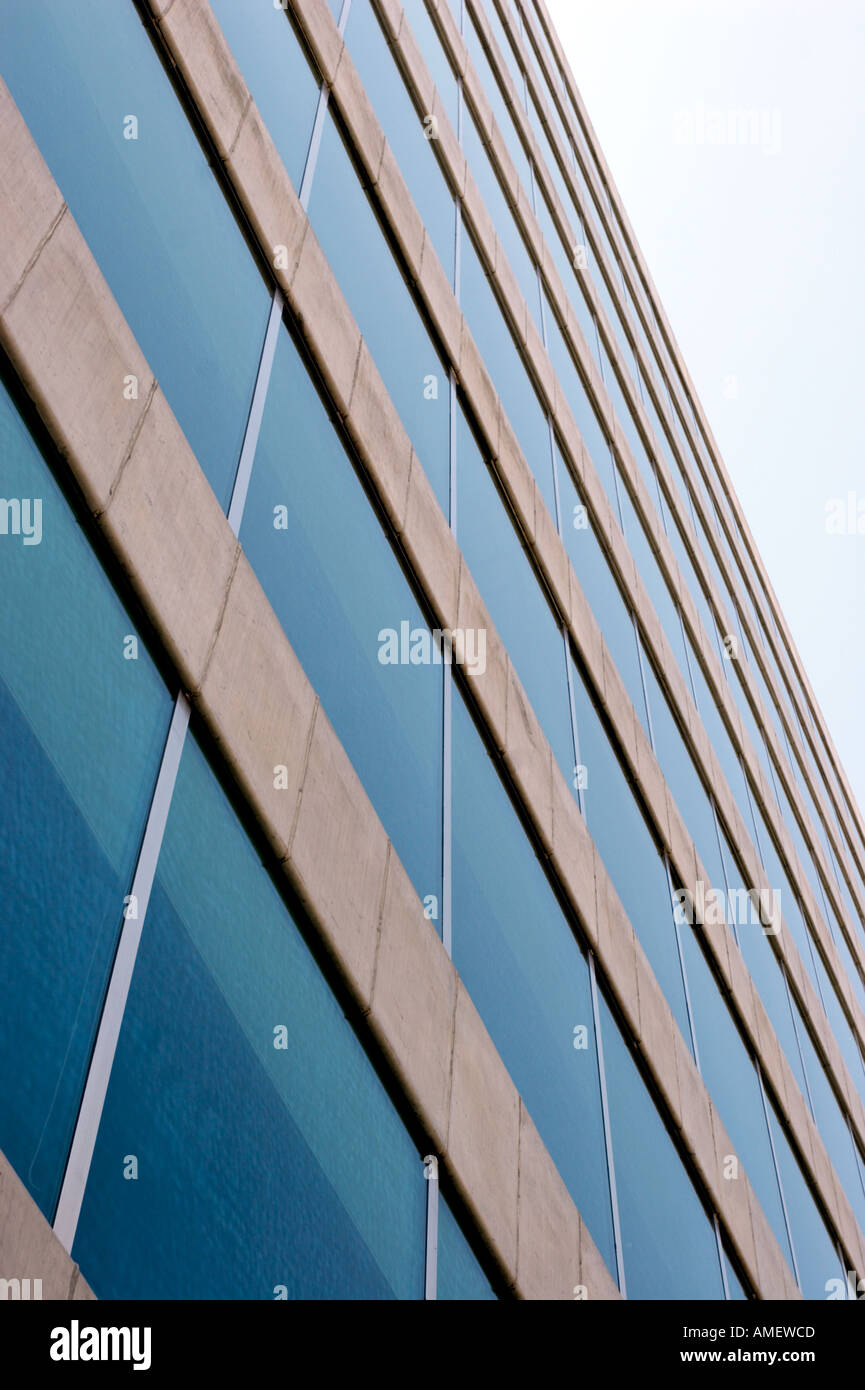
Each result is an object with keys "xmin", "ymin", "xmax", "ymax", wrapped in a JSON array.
[
  {"xmin": 793, "ymin": 1015, "xmax": 865, "ymax": 1241},
  {"xmin": 240, "ymin": 321, "xmax": 443, "ymax": 914},
  {"xmin": 73, "ymin": 734, "xmax": 426, "ymax": 1299},
  {"xmin": 463, "ymin": 111, "xmax": 540, "ymax": 329},
  {"xmin": 210, "ymin": 0, "xmax": 319, "ymax": 189},
  {"xmin": 599, "ymin": 994, "xmax": 724, "ymax": 1299},
  {"xmin": 457, "ymin": 410, "xmax": 573, "ymax": 787},
  {"xmin": 641, "ymin": 652, "xmax": 726, "ymax": 897},
  {"xmin": 346, "ymin": 0, "xmax": 455, "ymax": 286},
  {"xmin": 461, "ymin": 232, "xmax": 556, "ymax": 516},
  {"xmin": 437, "ymin": 1195, "xmax": 497, "ymax": 1300},
  {"xmin": 679, "ymin": 928, "xmax": 793, "ymax": 1271},
  {"xmin": 720, "ymin": 835, "xmax": 810, "ymax": 1101},
  {"xmin": 452, "ymin": 689, "xmax": 617, "ymax": 1274},
  {"xmin": 685, "ymin": 635, "xmax": 754, "ymax": 827},
  {"xmin": 543, "ymin": 298, "xmax": 614, "ymax": 505},
  {"xmin": 308, "ymin": 111, "xmax": 450, "ymax": 512},
  {"xmin": 0, "ymin": 0, "xmax": 271, "ymax": 511},
  {"xmin": 0, "ymin": 375, "xmax": 172, "ymax": 1219},
  {"xmin": 767, "ymin": 1104, "xmax": 845, "ymax": 1300},
  {"xmin": 571, "ymin": 657, "xmax": 690, "ymax": 1042},
  {"xmin": 724, "ymin": 1251, "xmax": 748, "ymax": 1299},
  {"xmin": 400, "ymin": 0, "xmax": 459, "ymax": 132},
  {"xmin": 465, "ymin": 11, "xmax": 532, "ymax": 193},
  {"xmin": 557, "ymin": 457, "xmax": 649, "ymax": 736},
  {"xmin": 617, "ymin": 487, "xmax": 690, "ymax": 692}
]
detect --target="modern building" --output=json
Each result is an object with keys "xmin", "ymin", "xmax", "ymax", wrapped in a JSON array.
[{"xmin": 1, "ymin": 0, "xmax": 864, "ymax": 1303}]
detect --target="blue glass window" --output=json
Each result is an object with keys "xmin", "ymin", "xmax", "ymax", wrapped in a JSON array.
[
  {"xmin": 451, "ymin": 688, "xmax": 617, "ymax": 1275},
  {"xmin": 460, "ymin": 231, "xmax": 556, "ymax": 517},
  {"xmin": 599, "ymin": 993, "xmax": 724, "ymax": 1299},
  {"xmin": 457, "ymin": 408, "xmax": 573, "ymax": 788},
  {"xmin": 0, "ymin": 374, "xmax": 172, "ymax": 1220},
  {"xmin": 308, "ymin": 110, "xmax": 451, "ymax": 513},
  {"xmin": 240, "ymin": 320, "xmax": 443, "ymax": 915},
  {"xmin": 570, "ymin": 656, "xmax": 691, "ymax": 1043},
  {"xmin": 72, "ymin": 733, "xmax": 427, "ymax": 1299},
  {"xmin": 345, "ymin": 0, "xmax": 456, "ymax": 286},
  {"xmin": 437, "ymin": 1193, "xmax": 497, "ymax": 1300},
  {"xmin": 210, "ymin": 0, "xmax": 320, "ymax": 190},
  {"xmin": 0, "ymin": 0, "xmax": 271, "ymax": 511}
]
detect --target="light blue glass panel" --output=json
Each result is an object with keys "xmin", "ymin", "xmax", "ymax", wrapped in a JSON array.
[
  {"xmin": 641, "ymin": 652, "xmax": 726, "ymax": 897},
  {"xmin": 463, "ymin": 110, "xmax": 541, "ymax": 328},
  {"xmin": 465, "ymin": 10, "xmax": 532, "ymax": 192},
  {"xmin": 457, "ymin": 409, "xmax": 573, "ymax": 787},
  {"xmin": 679, "ymin": 929, "xmax": 793, "ymax": 1271},
  {"xmin": 542, "ymin": 295, "xmax": 613, "ymax": 504},
  {"xmin": 599, "ymin": 993, "xmax": 724, "ymax": 1299},
  {"xmin": 73, "ymin": 734, "xmax": 427, "ymax": 1299},
  {"xmin": 793, "ymin": 1014, "xmax": 865, "ymax": 1241},
  {"xmin": 437, "ymin": 1195, "xmax": 497, "ymax": 1300},
  {"xmin": 308, "ymin": 110, "xmax": 450, "ymax": 513},
  {"xmin": 452, "ymin": 689, "xmax": 617, "ymax": 1275},
  {"xmin": 346, "ymin": 0, "xmax": 455, "ymax": 286},
  {"xmin": 240, "ymin": 321, "xmax": 443, "ymax": 914},
  {"xmin": 461, "ymin": 232, "xmax": 556, "ymax": 515},
  {"xmin": 400, "ymin": 0, "xmax": 459, "ymax": 132},
  {"xmin": 767, "ymin": 1104, "xmax": 845, "ymax": 1300},
  {"xmin": 570, "ymin": 657, "xmax": 690, "ymax": 1042},
  {"xmin": 210, "ymin": 0, "xmax": 320, "ymax": 189},
  {"xmin": 556, "ymin": 451, "xmax": 649, "ymax": 736},
  {"xmin": 0, "ymin": 0, "xmax": 271, "ymax": 511},
  {"xmin": 0, "ymin": 374, "xmax": 172, "ymax": 1220}
]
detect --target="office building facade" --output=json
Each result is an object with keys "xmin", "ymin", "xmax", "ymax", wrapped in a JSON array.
[{"xmin": 1, "ymin": 0, "xmax": 865, "ymax": 1301}]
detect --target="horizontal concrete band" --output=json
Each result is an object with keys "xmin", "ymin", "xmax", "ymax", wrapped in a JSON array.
[
  {"xmin": 411, "ymin": 0, "xmax": 865, "ymax": 1095},
  {"xmin": 0, "ymin": 73, "xmax": 615, "ymax": 1303},
  {"xmin": 276, "ymin": 0, "xmax": 865, "ymax": 1273},
  {"xmin": 522, "ymin": 0, "xmax": 865, "ymax": 890},
  {"xmin": 57, "ymin": 0, "xmax": 805, "ymax": 1297},
  {"xmin": 0, "ymin": 1151, "xmax": 94, "ymax": 1300}
]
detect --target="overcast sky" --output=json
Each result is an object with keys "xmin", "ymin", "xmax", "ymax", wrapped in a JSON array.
[{"xmin": 545, "ymin": 0, "xmax": 865, "ymax": 824}]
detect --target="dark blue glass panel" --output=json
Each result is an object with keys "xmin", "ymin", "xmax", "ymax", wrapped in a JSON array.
[
  {"xmin": 599, "ymin": 994, "xmax": 724, "ymax": 1299},
  {"xmin": 0, "ymin": 0, "xmax": 271, "ymax": 511},
  {"xmin": 240, "ymin": 319, "xmax": 443, "ymax": 915},
  {"xmin": 457, "ymin": 409, "xmax": 573, "ymax": 789},
  {"xmin": 0, "ymin": 375, "xmax": 172, "ymax": 1220},
  {"xmin": 308, "ymin": 110, "xmax": 450, "ymax": 513},
  {"xmin": 73, "ymin": 734, "xmax": 426, "ymax": 1299},
  {"xmin": 451, "ymin": 688, "xmax": 617, "ymax": 1275},
  {"xmin": 210, "ymin": 0, "xmax": 319, "ymax": 190}
]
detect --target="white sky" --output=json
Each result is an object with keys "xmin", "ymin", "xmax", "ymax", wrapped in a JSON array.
[{"xmin": 545, "ymin": 0, "xmax": 865, "ymax": 823}]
